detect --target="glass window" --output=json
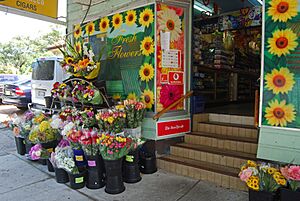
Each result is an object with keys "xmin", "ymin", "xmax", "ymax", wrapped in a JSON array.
[{"xmin": 32, "ymin": 60, "xmax": 54, "ymax": 80}]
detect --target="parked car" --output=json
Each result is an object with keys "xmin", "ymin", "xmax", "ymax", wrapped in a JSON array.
[
  {"xmin": 0, "ymin": 74, "xmax": 19, "ymax": 103},
  {"xmin": 2, "ymin": 79, "xmax": 31, "ymax": 109}
]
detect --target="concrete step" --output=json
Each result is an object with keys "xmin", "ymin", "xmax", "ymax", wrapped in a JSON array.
[
  {"xmin": 157, "ymin": 155, "xmax": 247, "ymax": 191},
  {"xmin": 170, "ymin": 143, "xmax": 256, "ymax": 169},
  {"xmin": 185, "ymin": 132, "xmax": 258, "ymax": 154},
  {"xmin": 195, "ymin": 121, "xmax": 258, "ymax": 139}
]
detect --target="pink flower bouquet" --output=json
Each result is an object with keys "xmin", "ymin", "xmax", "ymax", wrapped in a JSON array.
[
  {"xmin": 29, "ymin": 144, "xmax": 50, "ymax": 160},
  {"xmin": 281, "ymin": 165, "xmax": 300, "ymax": 191}
]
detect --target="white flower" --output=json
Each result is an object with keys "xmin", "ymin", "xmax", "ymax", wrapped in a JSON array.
[
  {"xmin": 35, "ymin": 151, "xmax": 41, "ymax": 157},
  {"xmin": 83, "ymin": 45, "xmax": 89, "ymax": 56},
  {"xmin": 50, "ymin": 116, "xmax": 63, "ymax": 129},
  {"xmin": 249, "ymin": 167, "xmax": 258, "ymax": 176},
  {"xmin": 61, "ymin": 122, "xmax": 75, "ymax": 136},
  {"xmin": 158, "ymin": 9, "xmax": 182, "ymax": 42}
]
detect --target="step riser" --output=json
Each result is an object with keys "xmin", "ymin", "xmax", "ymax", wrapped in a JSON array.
[
  {"xmin": 196, "ymin": 123, "xmax": 257, "ymax": 139},
  {"xmin": 170, "ymin": 146, "xmax": 247, "ymax": 169},
  {"xmin": 209, "ymin": 114, "xmax": 254, "ymax": 126},
  {"xmin": 185, "ymin": 135, "xmax": 257, "ymax": 154},
  {"xmin": 157, "ymin": 159, "xmax": 247, "ymax": 191}
]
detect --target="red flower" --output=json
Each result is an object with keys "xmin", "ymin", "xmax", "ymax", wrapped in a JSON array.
[
  {"xmin": 53, "ymin": 82, "xmax": 60, "ymax": 89},
  {"xmin": 160, "ymin": 85, "xmax": 182, "ymax": 109}
]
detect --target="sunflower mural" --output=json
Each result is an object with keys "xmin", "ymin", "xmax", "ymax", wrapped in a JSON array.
[{"xmin": 262, "ymin": 0, "xmax": 300, "ymax": 128}]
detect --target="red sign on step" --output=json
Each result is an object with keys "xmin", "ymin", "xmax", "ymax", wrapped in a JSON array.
[{"xmin": 157, "ymin": 119, "xmax": 190, "ymax": 137}]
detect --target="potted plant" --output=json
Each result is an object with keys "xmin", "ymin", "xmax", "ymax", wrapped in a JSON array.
[
  {"xmin": 99, "ymin": 133, "xmax": 133, "ymax": 194},
  {"xmin": 239, "ymin": 160, "xmax": 287, "ymax": 201},
  {"xmin": 78, "ymin": 108, "xmax": 97, "ymax": 129},
  {"xmin": 67, "ymin": 128, "xmax": 86, "ymax": 167},
  {"xmin": 280, "ymin": 165, "xmax": 300, "ymax": 201},
  {"xmin": 79, "ymin": 128, "xmax": 105, "ymax": 189},
  {"xmin": 96, "ymin": 108, "xmax": 126, "ymax": 134},
  {"xmin": 29, "ymin": 144, "xmax": 51, "ymax": 167}
]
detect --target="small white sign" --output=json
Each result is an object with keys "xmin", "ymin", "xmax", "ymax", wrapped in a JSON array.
[
  {"xmin": 160, "ymin": 31, "xmax": 170, "ymax": 51},
  {"xmin": 161, "ymin": 49, "xmax": 181, "ymax": 68}
]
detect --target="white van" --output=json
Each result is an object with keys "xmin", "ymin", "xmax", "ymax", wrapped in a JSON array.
[{"xmin": 30, "ymin": 57, "xmax": 69, "ymax": 109}]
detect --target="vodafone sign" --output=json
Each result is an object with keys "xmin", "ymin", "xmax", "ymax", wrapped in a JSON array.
[{"xmin": 168, "ymin": 71, "xmax": 184, "ymax": 85}]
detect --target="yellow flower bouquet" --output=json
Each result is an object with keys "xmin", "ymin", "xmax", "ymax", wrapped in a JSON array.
[{"xmin": 28, "ymin": 120, "xmax": 59, "ymax": 144}]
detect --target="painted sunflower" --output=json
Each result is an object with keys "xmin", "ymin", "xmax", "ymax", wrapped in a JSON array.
[
  {"xmin": 74, "ymin": 24, "xmax": 82, "ymax": 39},
  {"xmin": 140, "ymin": 36, "xmax": 154, "ymax": 56},
  {"xmin": 268, "ymin": 29, "xmax": 298, "ymax": 57},
  {"xmin": 268, "ymin": 0, "xmax": 298, "ymax": 22},
  {"xmin": 265, "ymin": 99, "xmax": 296, "ymax": 127},
  {"xmin": 85, "ymin": 21, "xmax": 95, "ymax": 35},
  {"xmin": 139, "ymin": 63, "xmax": 154, "ymax": 82},
  {"xmin": 125, "ymin": 10, "xmax": 137, "ymax": 26},
  {"xmin": 265, "ymin": 67, "xmax": 295, "ymax": 94},
  {"xmin": 99, "ymin": 17, "xmax": 110, "ymax": 32},
  {"xmin": 127, "ymin": 92, "xmax": 137, "ymax": 101},
  {"xmin": 141, "ymin": 89, "xmax": 154, "ymax": 109},
  {"xmin": 139, "ymin": 8, "xmax": 154, "ymax": 27},
  {"xmin": 112, "ymin": 13, "xmax": 123, "ymax": 29},
  {"xmin": 74, "ymin": 41, "xmax": 82, "ymax": 53},
  {"xmin": 158, "ymin": 9, "xmax": 182, "ymax": 42}
]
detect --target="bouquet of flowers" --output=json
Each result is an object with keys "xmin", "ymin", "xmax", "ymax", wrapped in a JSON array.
[
  {"xmin": 32, "ymin": 112, "xmax": 48, "ymax": 125},
  {"xmin": 51, "ymin": 82, "xmax": 72, "ymax": 100},
  {"xmin": 66, "ymin": 128, "xmax": 83, "ymax": 150},
  {"xmin": 51, "ymin": 145, "xmax": 79, "ymax": 174},
  {"xmin": 28, "ymin": 120, "xmax": 59, "ymax": 144},
  {"xmin": 281, "ymin": 165, "xmax": 300, "ymax": 191},
  {"xmin": 59, "ymin": 40, "xmax": 101, "ymax": 79},
  {"xmin": 29, "ymin": 144, "xmax": 50, "ymax": 160},
  {"xmin": 96, "ymin": 109, "xmax": 126, "ymax": 134},
  {"xmin": 99, "ymin": 133, "xmax": 133, "ymax": 160},
  {"xmin": 79, "ymin": 128, "xmax": 99, "ymax": 156},
  {"xmin": 239, "ymin": 160, "xmax": 287, "ymax": 192},
  {"xmin": 124, "ymin": 99, "xmax": 146, "ymax": 129},
  {"xmin": 71, "ymin": 81, "xmax": 102, "ymax": 105},
  {"xmin": 59, "ymin": 106, "xmax": 80, "ymax": 123},
  {"xmin": 79, "ymin": 107, "xmax": 96, "ymax": 128}
]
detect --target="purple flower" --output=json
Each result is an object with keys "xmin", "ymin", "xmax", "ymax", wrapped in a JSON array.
[
  {"xmin": 87, "ymin": 111, "xmax": 94, "ymax": 118},
  {"xmin": 58, "ymin": 139, "xmax": 70, "ymax": 148},
  {"xmin": 24, "ymin": 111, "xmax": 35, "ymax": 121}
]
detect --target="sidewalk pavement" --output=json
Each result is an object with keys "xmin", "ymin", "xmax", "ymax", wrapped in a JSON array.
[{"xmin": 0, "ymin": 107, "xmax": 248, "ymax": 201}]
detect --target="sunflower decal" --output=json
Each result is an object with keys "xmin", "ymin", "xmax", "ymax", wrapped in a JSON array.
[
  {"xmin": 74, "ymin": 24, "xmax": 82, "ymax": 39},
  {"xmin": 112, "ymin": 13, "xmax": 123, "ymax": 29},
  {"xmin": 141, "ymin": 89, "xmax": 154, "ymax": 109},
  {"xmin": 127, "ymin": 92, "xmax": 137, "ymax": 101},
  {"xmin": 268, "ymin": 0, "xmax": 298, "ymax": 22},
  {"xmin": 139, "ymin": 8, "xmax": 154, "ymax": 27},
  {"xmin": 268, "ymin": 29, "xmax": 298, "ymax": 57},
  {"xmin": 140, "ymin": 37, "xmax": 154, "ymax": 56},
  {"xmin": 99, "ymin": 17, "xmax": 110, "ymax": 32},
  {"xmin": 125, "ymin": 10, "xmax": 137, "ymax": 26},
  {"xmin": 75, "ymin": 41, "xmax": 82, "ymax": 53},
  {"xmin": 85, "ymin": 21, "xmax": 95, "ymax": 35},
  {"xmin": 139, "ymin": 63, "xmax": 154, "ymax": 82},
  {"xmin": 158, "ymin": 9, "xmax": 182, "ymax": 42},
  {"xmin": 265, "ymin": 67, "xmax": 295, "ymax": 94},
  {"xmin": 265, "ymin": 99, "xmax": 296, "ymax": 127}
]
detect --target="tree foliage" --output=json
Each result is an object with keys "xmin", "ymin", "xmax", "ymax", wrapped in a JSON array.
[{"xmin": 0, "ymin": 28, "xmax": 64, "ymax": 75}]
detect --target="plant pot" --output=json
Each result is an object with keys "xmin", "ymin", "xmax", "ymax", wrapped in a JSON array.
[
  {"xmin": 41, "ymin": 140, "xmax": 58, "ymax": 152},
  {"xmin": 123, "ymin": 149, "xmax": 141, "ymax": 183},
  {"xmin": 14, "ymin": 137, "xmax": 26, "ymax": 155},
  {"xmin": 68, "ymin": 171, "xmax": 86, "ymax": 189},
  {"xmin": 249, "ymin": 189, "xmax": 277, "ymax": 201},
  {"xmin": 44, "ymin": 96, "xmax": 53, "ymax": 108},
  {"xmin": 280, "ymin": 188, "xmax": 300, "ymax": 201},
  {"xmin": 104, "ymin": 158, "xmax": 125, "ymax": 194},
  {"xmin": 73, "ymin": 149, "xmax": 87, "ymax": 167},
  {"xmin": 25, "ymin": 141, "xmax": 34, "ymax": 155},
  {"xmin": 139, "ymin": 153, "xmax": 157, "ymax": 174},
  {"xmin": 85, "ymin": 155, "xmax": 105, "ymax": 189},
  {"xmin": 47, "ymin": 159, "xmax": 54, "ymax": 172},
  {"xmin": 38, "ymin": 159, "xmax": 47, "ymax": 165},
  {"xmin": 54, "ymin": 168, "xmax": 69, "ymax": 184}
]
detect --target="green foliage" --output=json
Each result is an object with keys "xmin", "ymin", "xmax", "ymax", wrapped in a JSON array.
[{"xmin": 0, "ymin": 28, "xmax": 63, "ymax": 75}]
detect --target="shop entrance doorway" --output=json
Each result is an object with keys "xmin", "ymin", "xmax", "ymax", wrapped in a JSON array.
[{"xmin": 192, "ymin": 0, "xmax": 262, "ymax": 117}]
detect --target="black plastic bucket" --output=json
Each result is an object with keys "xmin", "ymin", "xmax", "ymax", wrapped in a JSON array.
[
  {"xmin": 86, "ymin": 155, "xmax": 105, "ymax": 189},
  {"xmin": 38, "ymin": 159, "xmax": 47, "ymax": 165},
  {"xmin": 68, "ymin": 171, "xmax": 86, "ymax": 189},
  {"xmin": 41, "ymin": 140, "xmax": 58, "ymax": 152},
  {"xmin": 25, "ymin": 141, "xmax": 34, "ymax": 155},
  {"xmin": 47, "ymin": 159, "xmax": 54, "ymax": 172},
  {"xmin": 15, "ymin": 137, "xmax": 26, "ymax": 155},
  {"xmin": 249, "ymin": 189, "xmax": 277, "ymax": 201},
  {"xmin": 139, "ymin": 153, "xmax": 157, "ymax": 174},
  {"xmin": 54, "ymin": 168, "xmax": 69, "ymax": 184},
  {"xmin": 104, "ymin": 158, "xmax": 125, "ymax": 194},
  {"xmin": 44, "ymin": 96, "xmax": 53, "ymax": 109},
  {"xmin": 123, "ymin": 149, "xmax": 141, "ymax": 183}
]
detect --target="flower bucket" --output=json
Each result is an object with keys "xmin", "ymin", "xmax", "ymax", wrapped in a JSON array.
[
  {"xmin": 124, "ymin": 126, "xmax": 142, "ymax": 138},
  {"xmin": 104, "ymin": 158, "xmax": 125, "ymax": 194},
  {"xmin": 25, "ymin": 141, "xmax": 34, "ymax": 155},
  {"xmin": 41, "ymin": 140, "xmax": 58, "ymax": 151},
  {"xmin": 85, "ymin": 155, "xmax": 105, "ymax": 189},
  {"xmin": 123, "ymin": 149, "xmax": 141, "ymax": 183},
  {"xmin": 139, "ymin": 153, "xmax": 157, "ymax": 174},
  {"xmin": 47, "ymin": 159, "xmax": 54, "ymax": 172},
  {"xmin": 73, "ymin": 149, "xmax": 87, "ymax": 167},
  {"xmin": 38, "ymin": 159, "xmax": 47, "ymax": 165},
  {"xmin": 54, "ymin": 168, "xmax": 69, "ymax": 184},
  {"xmin": 68, "ymin": 171, "xmax": 86, "ymax": 189},
  {"xmin": 44, "ymin": 96, "xmax": 53, "ymax": 108},
  {"xmin": 249, "ymin": 189, "xmax": 277, "ymax": 201},
  {"xmin": 85, "ymin": 62, "xmax": 100, "ymax": 80},
  {"xmin": 280, "ymin": 188, "xmax": 300, "ymax": 201},
  {"xmin": 15, "ymin": 137, "xmax": 26, "ymax": 155}
]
